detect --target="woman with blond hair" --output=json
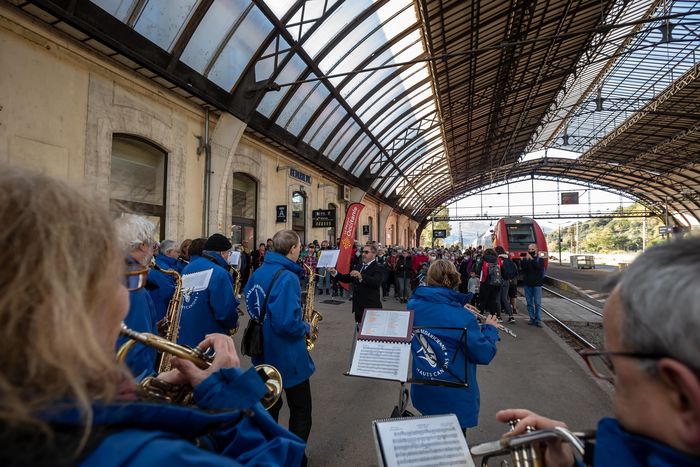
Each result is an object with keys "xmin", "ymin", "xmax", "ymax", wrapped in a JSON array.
[
  {"xmin": 0, "ymin": 167, "xmax": 304, "ymax": 466},
  {"xmin": 408, "ymin": 259, "xmax": 499, "ymax": 430}
]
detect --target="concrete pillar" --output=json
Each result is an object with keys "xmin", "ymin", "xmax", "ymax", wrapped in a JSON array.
[
  {"xmin": 378, "ymin": 204, "xmax": 393, "ymax": 247},
  {"xmin": 209, "ymin": 113, "xmax": 247, "ymax": 235}
]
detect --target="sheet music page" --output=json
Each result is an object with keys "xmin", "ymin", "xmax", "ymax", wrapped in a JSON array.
[
  {"xmin": 373, "ymin": 414, "xmax": 474, "ymax": 467},
  {"xmin": 228, "ymin": 251, "xmax": 241, "ymax": 268},
  {"xmin": 182, "ymin": 269, "xmax": 213, "ymax": 293},
  {"xmin": 360, "ymin": 309, "xmax": 411, "ymax": 340},
  {"xmin": 348, "ymin": 340, "xmax": 410, "ymax": 382},
  {"xmin": 317, "ymin": 249, "xmax": 340, "ymax": 268}
]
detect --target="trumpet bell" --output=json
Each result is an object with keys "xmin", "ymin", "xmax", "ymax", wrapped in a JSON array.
[{"xmin": 256, "ymin": 364, "xmax": 283, "ymax": 409}]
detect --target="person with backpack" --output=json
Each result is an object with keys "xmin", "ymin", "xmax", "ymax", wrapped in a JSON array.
[
  {"xmin": 522, "ymin": 243, "xmax": 546, "ymax": 327},
  {"xmin": 495, "ymin": 246, "xmax": 517, "ymax": 324},
  {"xmin": 479, "ymin": 248, "xmax": 503, "ymax": 321}
]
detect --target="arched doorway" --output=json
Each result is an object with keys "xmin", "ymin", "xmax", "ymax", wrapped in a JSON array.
[
  {"xmin": 292, "ymin": 190, "xmax": 306, "ymax": 245},
  {"xmin": 327, "ymin": 202, "xmax": 337, "ymax": 246},
  {"xmin": 231, "ymin": 172, "xmax": 257, "ymax": 248}
]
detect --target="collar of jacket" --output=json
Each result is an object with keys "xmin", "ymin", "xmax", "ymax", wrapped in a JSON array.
[
  {"xmin": 263, "ymin": 251, "xmax": 303, "ymax": 274},
  {"xmin": 155, "ymin": 253, "xmax": 177, "ymax": 269},
  {"xmin": 411, "ymin": 285, "xmax": 469, "ymax": 307},
  {"xmin": 202, "ymin": 251, "xmax": 228, "ymax": 269}
]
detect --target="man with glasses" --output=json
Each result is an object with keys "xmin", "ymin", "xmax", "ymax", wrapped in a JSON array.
[
  {"xmin": 178, "ymin": 233, "xmax": 240, "ymax": 348},
  {"xmin": 495, "ymin": 237, "xmax": 700, "ymax": 465},
  {"xmin": 329, "ymin": 243, "xmax": 384, "ymax": 323},
  {"xmin": 114, "ymin": 214, "xmax": 159, "ymax": 378},
  {"xmin": 522, "ymin": 243, "xmax": 545, "ymax": 327}
]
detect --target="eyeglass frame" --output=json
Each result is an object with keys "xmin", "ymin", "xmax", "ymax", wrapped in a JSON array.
[
  {"xmin": 579, "ymin": 349, "xmax": 666, "ymax": 383},
  {"xmin": 361, "ymin": 250, "xmax": 372, "ymax": 254}
]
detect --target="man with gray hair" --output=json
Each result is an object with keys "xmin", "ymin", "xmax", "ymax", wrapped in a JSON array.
[
  {"xmin": 148, "ymin": 239, "xmax": 183, "ymax": 324},
  {"xmin": 493, "ymin": 236, "xmax": 700, "ymax": 465},
  {"xmin": 113, "ymin": 214, "xmax": 159, "ymax": 378}
]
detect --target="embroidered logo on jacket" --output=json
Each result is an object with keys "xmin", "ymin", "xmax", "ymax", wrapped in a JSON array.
[{"xmin": 413, "ymin": 329, "xmax": 450, "ymax": 378}]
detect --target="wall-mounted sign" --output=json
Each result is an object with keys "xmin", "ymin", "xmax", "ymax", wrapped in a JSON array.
[
  {"xmin": 433, "ymin": 229, "xmax": 447, "ymax": 239},
  {"xmin": 289, "ymin": 168, "xmax": 311, "ymax": 184},
  {"xmin": 312, "ymin": 209, "xmax": 336, "ymax": 228},
  {"xmin": 561, "ymin": 192, "xmax": 580, "ymax": 205},
  {"xmin": 362, "ymin": 224, "xmax": 370, "ymax": 235},
  {"xmin": 276, "ymin": 205, "xmax": 287, "ymax": 223}
]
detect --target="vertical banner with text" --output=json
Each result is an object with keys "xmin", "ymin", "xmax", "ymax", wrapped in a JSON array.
[{"xmin": 336, "ymin": 202, "xmax": 365, "ymax": 290}]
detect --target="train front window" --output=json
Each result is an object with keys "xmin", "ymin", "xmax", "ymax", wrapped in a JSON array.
[{"xmin": 506, "ymin": 224, "xmax": 536, "ymax": 245}]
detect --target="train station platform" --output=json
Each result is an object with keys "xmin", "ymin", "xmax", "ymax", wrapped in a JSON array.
[
  {"xmin": 240, "ymin": 291, "xmax": 614, "ymax": 466},
  {"xmin": 545, "ymin": 262, "xmax": 618, "ymax": 303}
]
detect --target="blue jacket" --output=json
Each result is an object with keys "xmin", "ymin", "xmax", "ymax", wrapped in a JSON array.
[
  {"xmin": 591, "ymin": 417, "xmax": 700, "ymax": 466},
  {"xmin": 39, "ymin": 368, "xmax": 305, "ymax": 466},
  {"xmin": 408, "ymin": 286, "xmax": 499, "ymax": 428},
  {"xmin": 244, "ymin": 252, "xmax": 314, "ymax": 388},
  {"xmin": 178, "ymin": 253, "xmax": 239, "ymax": 348},
  {"xmin": 147, "ymin": 253, "xmax": 179, "ymax": 322},
  {"xmin": 117, "ymin": 256, "xmax": 158, "ymax": 379}
]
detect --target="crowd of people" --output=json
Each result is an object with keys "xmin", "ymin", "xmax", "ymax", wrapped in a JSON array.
[{"xmin": 1, "ymin": 165, "xmax": 698, "ymax": 466}]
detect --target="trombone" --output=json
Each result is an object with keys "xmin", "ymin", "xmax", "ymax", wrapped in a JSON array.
[{"xmin": 464, "ymin": 304, "xmax": 517, "ymax": 338}]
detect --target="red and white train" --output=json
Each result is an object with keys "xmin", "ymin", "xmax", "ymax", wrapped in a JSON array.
[{"xmin": 492, "ymin": 216, "xmax": 549, "ymax": 269}]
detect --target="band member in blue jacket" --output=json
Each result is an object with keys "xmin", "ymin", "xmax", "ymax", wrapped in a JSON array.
[
  {"xmin": 147, "ymin": 239, "xmax": 181, "ymax": 323},
  {"xmin": 178, "ymin": 233, "xmax": 240, "ymax": 348},
  {"xmin": 0, "ymin": 168, "xmax": 305, "ymax": 466},
  {"xmin": 408, "ymin": 259, "xmax": 499, "ymax": 430},
  {"xmin": 114, "ymin": 214, "xmax": 159, "ymax": 378},
  {"xmin": 244, "ymin": 229, "xmax": 315, "ymax": 457}
]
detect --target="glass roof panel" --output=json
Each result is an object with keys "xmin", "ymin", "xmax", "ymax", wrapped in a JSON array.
[
  {"xmin": 91, "ymin": 0, "xmax": 136, "ymax": 21},
  {"xmin": 207, "ymin": 4, "xmax": 273, "ymax": 91},
  {"xmin": 255, "ymin": 36, "xmax": 292, "ymax": 82},
  {"xmin": 256, "ymin": 54, "xmax": 307, "ymax": 117},
  {"xmin": 327, "ymin": 120, "xmax": 361, "ymax": 163},
  {"xmin": 265, "ymin": 0, "xmax": 297, "ymax": 20},
  {"xmin": 303, "ymin": 101, "xmax": 341, "ymax": 146},
  {"xmin": 377, "ymin": 103, "xmax": 435, "ymax": 148},
  {"xmin": 133, "ymin": 0, "xmax": 198, "ymax": 52},
  {"xmin": 342, "ymin": 137, "xmax": 374, "ymax": 174},
  {"xmin": 301, "ymin": 0, "xmax": 372, "ymax": 58},
  {"xmin": 180, "ymin": 0, "xmax": 249, "ymax": 73},
  {"xmin": 280, "ymin": 79, "xmax": 331, "ymax": 135},
  {"xmin": 308, "ymin": 103, "xmax": 347, "ymax": 149},
  {"xmin": 356, "ymin": 64, "xmax": 427, "ymax": 120}
]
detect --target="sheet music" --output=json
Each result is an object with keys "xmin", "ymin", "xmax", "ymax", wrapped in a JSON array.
[
  {"xmin": 348, "ymin": 340, "xmax": 410, "ymax": 382},
  {"xmin": 317, "ymin": 249, "xmax": 340, "ymax": 268},
  {"xmin": 228, "ymin": 251, "xmax": 241, "ymax": 268},
  {"xmin": 360, "ymin": 309, "xmax": 412, "ymax": 340},
  {"xmin": 373, "ymin": 414, "xmax": 474, "ymax": 467},
  {"xmin": 182, "ymin": 269, "xmax": 213, "ymax": 292}
]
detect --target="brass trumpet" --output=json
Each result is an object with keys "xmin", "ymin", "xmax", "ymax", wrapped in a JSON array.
[
  {"xmin": 117, "ymin": 324, "xmax": 282, "ymax": 409},
  {"xmin": 464, "ymin": 304, "xmax": 517, "ymax": 338},
  {"xmin": 470, "ymin": 421, "xmax": 594, "ymax": 467}
]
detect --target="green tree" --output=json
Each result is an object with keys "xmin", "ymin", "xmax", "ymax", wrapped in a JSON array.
[{"xmin": 421, "ymin": 205, "xmax": 452, "ymax": 247}]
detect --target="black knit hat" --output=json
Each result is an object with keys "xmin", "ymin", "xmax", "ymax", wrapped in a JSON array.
[{"xmin": 204, "ymin": 233, "xmax": 232, "ymax": 252}]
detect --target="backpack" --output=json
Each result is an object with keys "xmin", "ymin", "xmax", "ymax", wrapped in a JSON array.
[
  {"xmin": 501, "ymin": 258, "xmax": 518, "ymax": 281},
  {"xmin": 486, "ymin": 261, "xmax": 503, "ymax": 286}
]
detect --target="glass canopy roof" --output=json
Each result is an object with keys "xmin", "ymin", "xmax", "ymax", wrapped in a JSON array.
[{"xmin": 70, "ymin": 0, "xmax": 700, "ymax": 221}]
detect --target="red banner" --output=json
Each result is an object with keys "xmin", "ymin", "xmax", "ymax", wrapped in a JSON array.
[{"xmin": 336, "ymin": 202, "xmax": 364, "ymax": 290}]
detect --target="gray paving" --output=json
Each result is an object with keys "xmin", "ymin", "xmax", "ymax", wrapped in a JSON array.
[{"xmin": 238, "ymin": 291, "xmax": 613, "ymax": 466}]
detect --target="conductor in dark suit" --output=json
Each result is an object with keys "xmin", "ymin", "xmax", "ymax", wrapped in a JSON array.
[{"xmin": 329, "ymin": 244, "xmax": 384, "ymax": 323}]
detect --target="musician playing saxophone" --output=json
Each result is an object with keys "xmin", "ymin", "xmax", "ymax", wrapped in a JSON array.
[
  {"xmin": 0, "ymin": 167, "xmax": 305, "ymax": 466},
  {"xmin": 147, "ymin": 239, "xmax": 183, "ymax": 323},
  {"xmin": 244, "ymin": 230, "xmax": 314, "ymax": 464},
  {"xmin": 493, "ymin": 238, "xmax": 700, "ymax": 466},
  {"xmin": 177, "ymin": 234, "xmax": 240, "ymax": 348}
]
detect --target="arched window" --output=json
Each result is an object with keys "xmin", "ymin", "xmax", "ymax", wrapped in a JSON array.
[
  {"xmin": 327, "ymin": 203, "xmax": 337, "ymax": 246},
  {"xmin": 110, "ymin": 135, "xmax": 167, "ymax": 239},
  {"xmin": 232, "ymin": 172, "xmax": 257, "ymax": 248},
  {"xmin": 292, "ymin": 190, "xmax": 306, "ymax": 245}
]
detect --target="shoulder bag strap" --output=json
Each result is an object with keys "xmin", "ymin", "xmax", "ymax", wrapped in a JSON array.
[{"xmin": 260, "ymin": 268, "xmax": 285, "ymax": 321}]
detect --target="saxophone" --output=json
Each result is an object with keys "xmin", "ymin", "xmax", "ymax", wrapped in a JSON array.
[
  {"xmin": 302, "ymin": 263, "xmax": 323, "ymax": 351},
  {"xmin": 152, "ymin": 263, "xmax": 183, "ymax": 372},
  {"xmin": 229, "ymin": 265, "xmax": 244, "ymax": 335}
]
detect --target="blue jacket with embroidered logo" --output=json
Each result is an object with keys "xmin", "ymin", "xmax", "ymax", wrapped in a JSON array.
[
  {"xmin": 178, "ymin": 253, "xmax": 239, "ymax": 348},
  {"xmin": 408, "ymin": 285, "xmax": 499, "ymax": 428},
  {"xmin": 244, "ymin": 251, "xmax": 314, "ymax": 388}
]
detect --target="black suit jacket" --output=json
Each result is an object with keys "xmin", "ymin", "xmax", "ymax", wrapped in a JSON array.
[{"xmin": 335, "ymin": 261, "xmax": 384, "ymax": 322}]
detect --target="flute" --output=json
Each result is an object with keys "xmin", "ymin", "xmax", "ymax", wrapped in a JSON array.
[{"xmin": 464, "ymin": 304, "xmax": 517, "ymax": 338}]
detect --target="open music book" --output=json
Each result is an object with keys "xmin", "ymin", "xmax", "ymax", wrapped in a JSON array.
[
  {"xmin": 373, "ymin": 414, "xmax": 475, "ymax": 467},
  {"xmin": 348, "ymin": 309, "xmax": 414, "ymax": 382}
]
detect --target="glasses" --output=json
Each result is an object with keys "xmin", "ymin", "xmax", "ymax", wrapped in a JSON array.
[
  {"xmin": 579, "ymin": 349, "xmax": 665, "ymax": 383},
  {"xmin": 362, "ymin": 250, "xmax": 371, "ymax": 254},
  {"xmin": 124, "ymin": 265, "xmax": 149, "ymax": 291}
]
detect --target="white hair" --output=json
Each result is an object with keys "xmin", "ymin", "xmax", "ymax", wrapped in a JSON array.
[
  {"xmin": 159, "ymin": 239, "xmax": 178, "ymax": 254},
  {"xmin": 617, "ymin": 235, "xmax": 700, "ymax": 376},
  {"xmin": 113, "ymin": 214, "xmax": 155, "ymax": 252}
]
